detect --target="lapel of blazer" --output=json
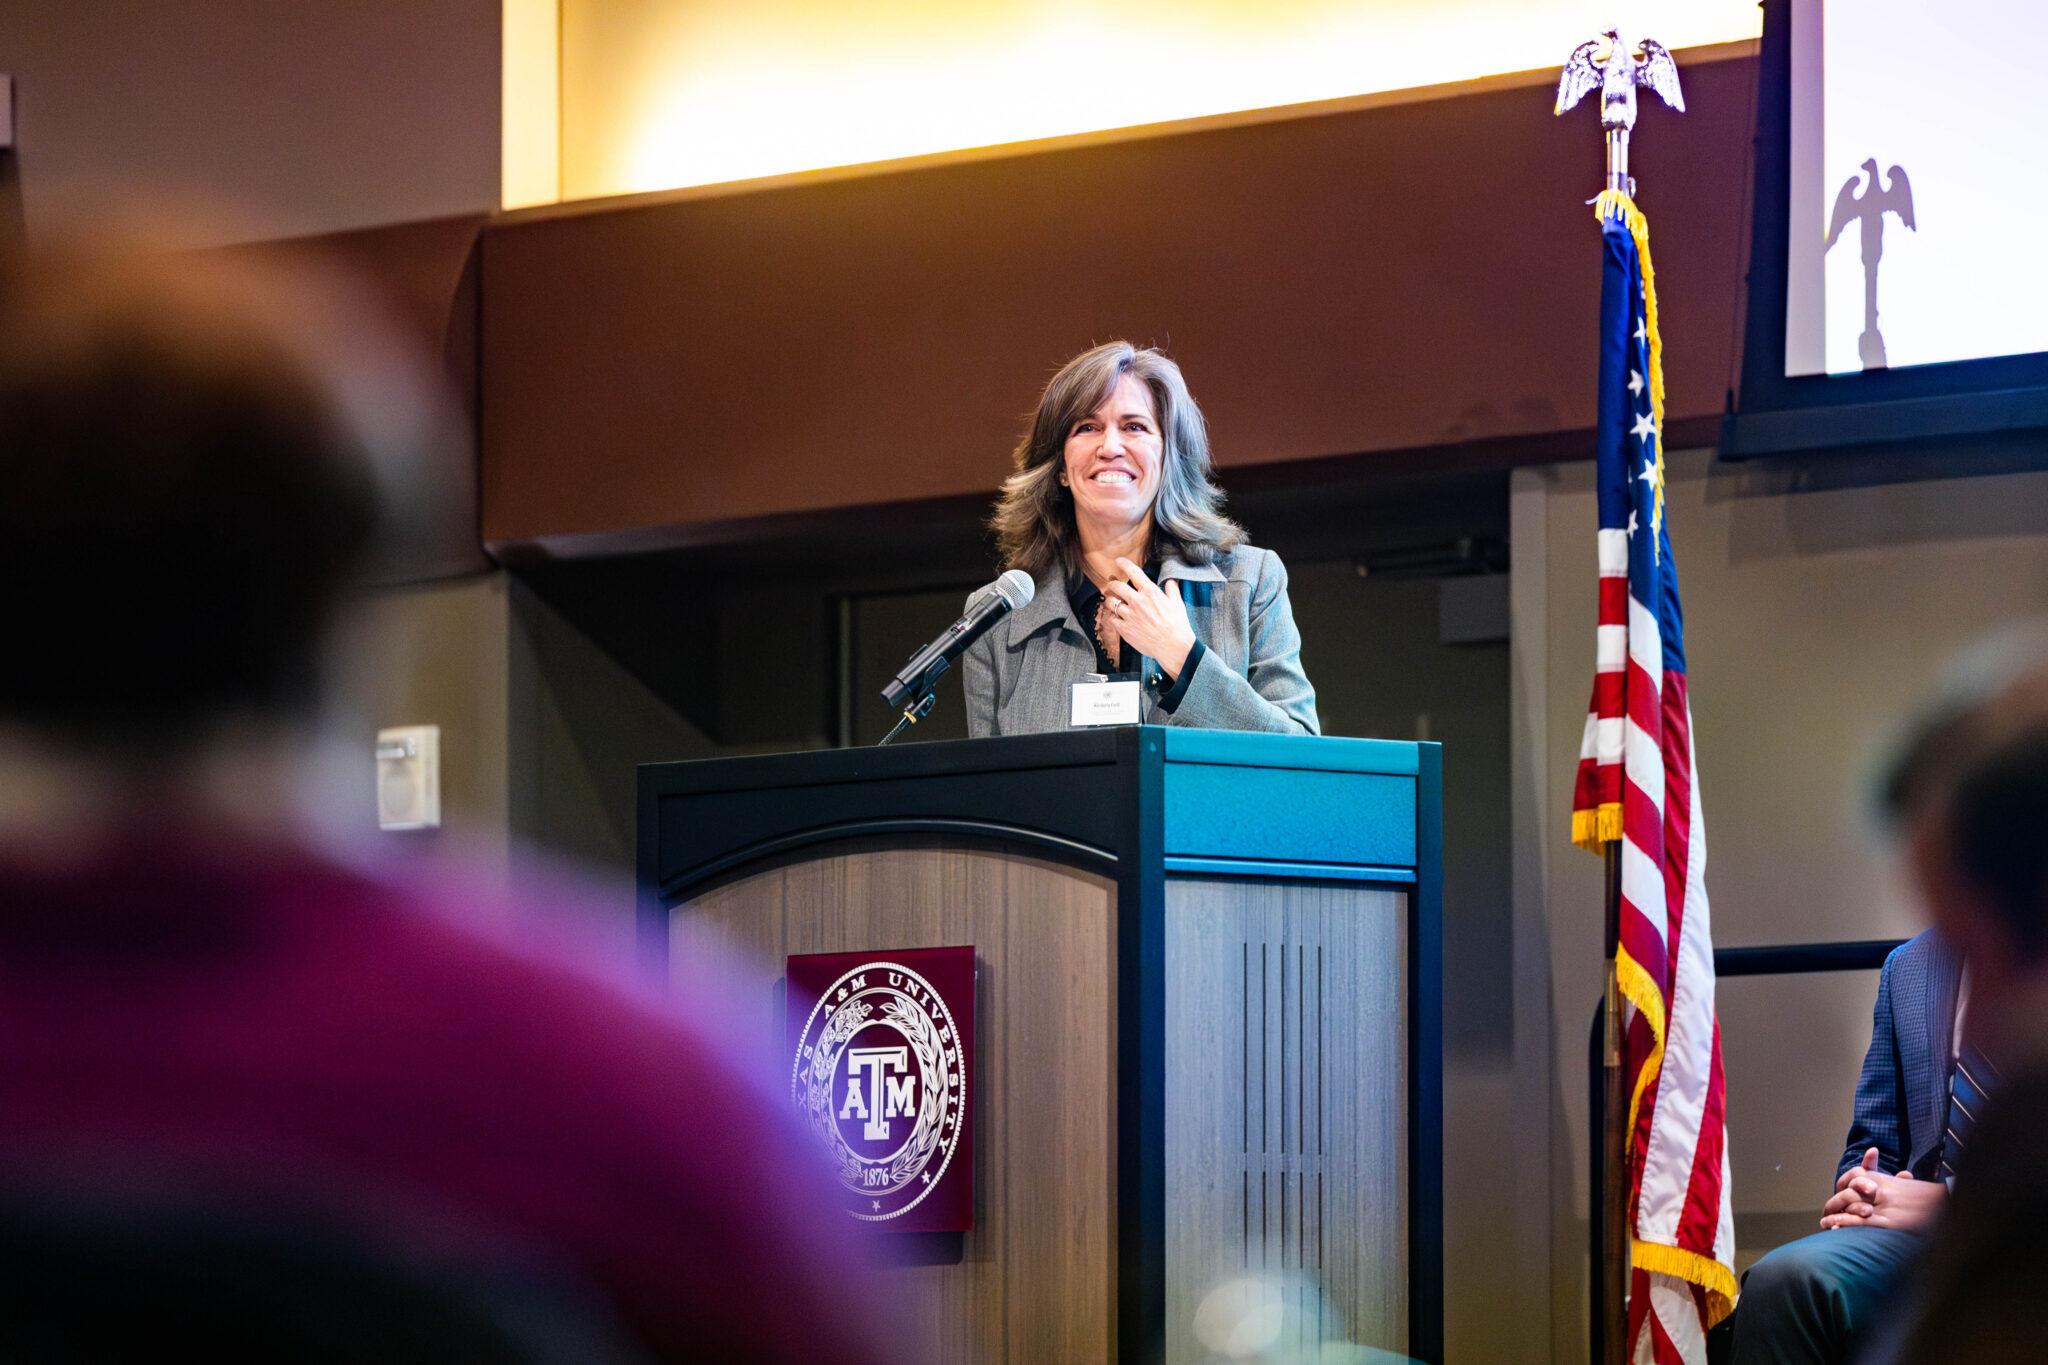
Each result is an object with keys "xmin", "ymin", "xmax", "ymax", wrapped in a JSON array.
[
  {"xmin": 1920, "ymin": 931, "xmax": 1965, "ymax": 1154},
  {"xmin": 995, "ymin": 564, "xmax": 1089, "ymax": 667},
  {"xmin": 1001, "ymin": 567, "xmax": 1078, "ymax": 650}
]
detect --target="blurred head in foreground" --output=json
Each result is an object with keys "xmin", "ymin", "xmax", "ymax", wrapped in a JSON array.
[
  {"xmin": 0, "ymin": 236, "xmax": 451, "ymax": 815},
  {"xmin": 1879, "ymin": 624, "xmax": 2048, "ymax": 1035},
  {"xmin": 0, "ymin": 237, "xmax": 905, "ymax": 1363},
  {"xmin": 1865, "ymin": 635, "xmax": 2048, "ymax": 1360}
]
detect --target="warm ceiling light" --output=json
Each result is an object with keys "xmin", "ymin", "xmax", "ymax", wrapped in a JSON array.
[{"xmin": 568, "ymin": 2, "xmax": 1759, "ymax": 199}]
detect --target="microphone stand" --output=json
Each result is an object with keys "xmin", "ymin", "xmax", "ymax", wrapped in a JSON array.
[{"xmin": 877, "ymin": 689, "xmax": 937, "ymax": 746}]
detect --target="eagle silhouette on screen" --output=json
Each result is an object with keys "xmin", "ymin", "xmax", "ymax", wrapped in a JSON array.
[{"xmin": 1826, "ymin": 159, "xmax": 1917, "ymax": 370}]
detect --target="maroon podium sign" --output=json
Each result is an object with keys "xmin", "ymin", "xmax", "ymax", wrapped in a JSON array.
[{"xmin": 786, "ymin": 944, "xmax": 975, "ymax": 1231}]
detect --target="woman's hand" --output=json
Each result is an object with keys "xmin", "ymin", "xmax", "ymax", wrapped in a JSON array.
[{"xmin": 1103, "ymin": 557, "xmax": 1197, "ymax": 679}]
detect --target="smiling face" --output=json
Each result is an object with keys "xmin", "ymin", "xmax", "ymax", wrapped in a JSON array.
[{"xmin": 1061, "ymin": 372, "xmax": 1163, "ymax": 546}]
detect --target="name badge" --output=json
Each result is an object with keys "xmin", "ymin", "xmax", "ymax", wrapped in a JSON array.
[{"xmin": 1070, "ymin": 675, "xmax": 1142, "ymax": 727}]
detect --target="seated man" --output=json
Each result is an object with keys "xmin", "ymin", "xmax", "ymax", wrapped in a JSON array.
[{"xmin": 1725, "ymin": 930, "xmax": 1959, "ymax": 1365}]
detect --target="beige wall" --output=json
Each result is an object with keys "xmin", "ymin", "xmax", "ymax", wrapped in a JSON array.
[
  {"xmin": 1, "ymin": 0, "xmax": 500, "ymax": 247},
  {"xmin": 1511, "ymin": 449, "xmax": 2048, "ymax": 1359},
  {"xmin": 336, "ymin": 575, "xmax": 514, "ymax": 880},
  {"xmin": 341, "ymin": 572, "xmax": 732, "ymax": 901}
]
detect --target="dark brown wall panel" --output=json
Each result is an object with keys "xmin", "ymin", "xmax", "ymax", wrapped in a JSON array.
[
  {"xmin": 228, "ymin": 213, "xmax": 489, "ymax": 581},
  {"xmin": 481, "ymin": 55, "xmax": 1756, "ymax": 556}
]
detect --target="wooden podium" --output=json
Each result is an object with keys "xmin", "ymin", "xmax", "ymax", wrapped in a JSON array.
[{"xmin": 637, "ymin": 727, "xmax": 1441, "ymax": 1363}]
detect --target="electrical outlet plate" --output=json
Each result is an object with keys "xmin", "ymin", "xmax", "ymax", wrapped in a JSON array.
[{"xmin": 375, "ymin": 724, "xmax": 441, "ymax": 831}]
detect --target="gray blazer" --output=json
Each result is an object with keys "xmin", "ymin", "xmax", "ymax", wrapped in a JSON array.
[{"xmin": 963, "ymin": 544, "xmax": 1320, "ymax": 737}]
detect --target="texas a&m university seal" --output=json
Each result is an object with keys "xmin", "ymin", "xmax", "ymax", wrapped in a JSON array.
[{"xmin": 786, "ymin": 945, "xmax": 975, "ymax": 1231}]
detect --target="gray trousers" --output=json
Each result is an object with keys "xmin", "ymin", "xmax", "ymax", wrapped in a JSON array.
[{"xmin": 1724, "ymin": 1226, "xmax": 1921, "ymax": 1365}]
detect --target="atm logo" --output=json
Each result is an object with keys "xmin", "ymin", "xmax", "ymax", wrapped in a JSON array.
[
  {"xmin": 840, "ymin": 1044, "xmax": 917, "ymax": 1145},
  {"xmin": 787, "ymin": 946, "xmax": 975, "ymax": 1229}
]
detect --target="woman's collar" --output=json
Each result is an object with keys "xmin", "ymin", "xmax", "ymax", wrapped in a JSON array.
[{"xmin": 1156, "ymin": 551, "xmax": 1227, "ymax": 584}]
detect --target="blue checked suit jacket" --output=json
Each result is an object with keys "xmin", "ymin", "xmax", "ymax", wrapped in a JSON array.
[{"xmin": 1840, "ymin": 929, "xmax": 1963, "ymax": 1182}]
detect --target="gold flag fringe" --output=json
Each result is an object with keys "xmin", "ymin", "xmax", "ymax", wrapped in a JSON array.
[
  {"xmin": 1617, "ymin": 944, "xmax": 1736, "ymax": 1329},
  {"xmin": 1632, "ymin": 1237, "xmax": 1739, "ymax": 1329},
  {"xmin": 1572, "ymin": 802, "xmax": 1623, "ymax": 852}
]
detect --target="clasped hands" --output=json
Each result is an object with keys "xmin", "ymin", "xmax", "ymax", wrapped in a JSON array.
[
  {"xmin": 1100, "ymin": 558, "xmax": 1197, "ymax": 681},
  {"xmin": 1819, "ymin": 1146, "xmax": 1945, "ymax": 1232}
]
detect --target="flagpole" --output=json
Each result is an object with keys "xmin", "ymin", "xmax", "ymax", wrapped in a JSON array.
[
  {"xmin": 1602, "ymin": 843, "xmax": 1628, "ymax": 1365},
  {"xmin": 1556, "ymin": 29, "xmax": 1687, "ymax": 1365}
]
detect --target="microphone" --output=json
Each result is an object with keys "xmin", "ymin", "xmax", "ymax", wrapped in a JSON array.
[{"xmin": 882, "ymin": 569, "xmax": 1035, "ymax": 714}]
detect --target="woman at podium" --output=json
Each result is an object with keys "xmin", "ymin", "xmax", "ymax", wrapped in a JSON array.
[{"xmin": 963, "ymin": 341, "xmax": 1319, "ymax": 737}]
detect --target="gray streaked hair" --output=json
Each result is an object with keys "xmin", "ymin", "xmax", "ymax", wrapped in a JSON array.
[{"xmin": 991, "ymin": 341, "xmax": 1244, "ymax": 579}]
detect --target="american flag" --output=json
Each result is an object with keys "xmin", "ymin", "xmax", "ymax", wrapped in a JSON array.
[{"xmin": 1570, "ymin": 192, "xmax": 1737, "ymax": 1364}]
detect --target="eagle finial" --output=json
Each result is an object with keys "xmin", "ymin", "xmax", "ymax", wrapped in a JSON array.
[
  {"xmin": 1556, "ymin": 29, "xmax": 1686, "ymax": 130},
  {"xmin": 1557, "ymin": 30, "xmax": 1686, "ymax": 199}
]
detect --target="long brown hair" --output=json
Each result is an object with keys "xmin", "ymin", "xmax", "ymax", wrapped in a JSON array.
[{"xmin": 991, "ymin": 341, "xmax": 1243, "ymax": 579}]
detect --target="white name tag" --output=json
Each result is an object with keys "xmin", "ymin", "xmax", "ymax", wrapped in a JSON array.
[{"xmin": 1070, "ymin": 678, "xmax": 1142, "ymax": 727}]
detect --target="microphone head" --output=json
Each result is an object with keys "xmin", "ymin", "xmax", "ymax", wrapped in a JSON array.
[{"xmin": 992, "ymin": 568, "xmax": 1035, "ymax": 610}]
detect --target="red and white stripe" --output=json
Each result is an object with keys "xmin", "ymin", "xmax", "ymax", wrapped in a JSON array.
[
  {"xmin": 1577, "ymin": 529, "xmax": 1736, "ymax": 1364},
  {"xmin": 1573, "ymin": 528, "xmax": 1631, "ymax": 827},
  {"xmin": 1625, "ymin": 697, "xmax": 1735, "ymax": 1363}
]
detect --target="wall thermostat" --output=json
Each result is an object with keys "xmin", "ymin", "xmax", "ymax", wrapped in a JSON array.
[{"xmin": 375, "ymin": 724, "xmax": 441, "ymax": 831}]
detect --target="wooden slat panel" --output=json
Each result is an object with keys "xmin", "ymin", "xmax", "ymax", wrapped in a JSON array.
[
  {"xmin": 999, "ymin": 851, "xmax": 1118, "ymax": 1363},
  {"xmin": 674, "ymin": 837, "xmax": 1116, "ymax": 1363},
  {"xmin": 1164, "ymin": 876, "xmax": 1407, "ymax": 1361}
]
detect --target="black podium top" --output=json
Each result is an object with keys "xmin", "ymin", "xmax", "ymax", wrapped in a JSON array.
[{"xmin": 639, "ymin": 726, "xmax": 1436, "ymax": 902}]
